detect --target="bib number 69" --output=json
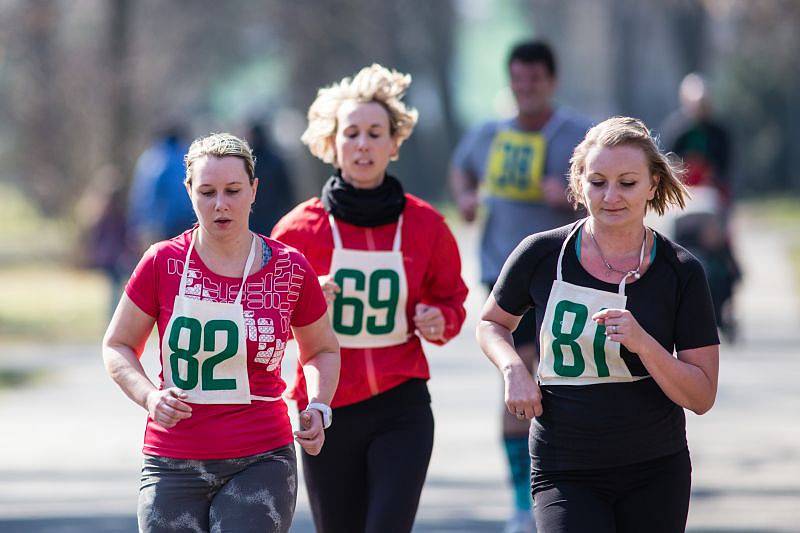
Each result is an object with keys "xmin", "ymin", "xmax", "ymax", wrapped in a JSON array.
[{"xmin": 332, "ymin": 268, "xmax": 399, "ymax": 335}]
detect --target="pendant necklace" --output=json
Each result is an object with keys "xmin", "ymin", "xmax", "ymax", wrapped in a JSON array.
[{"xmin": 588, "ymin": 225, "xmax": 648, "ymax": 280}]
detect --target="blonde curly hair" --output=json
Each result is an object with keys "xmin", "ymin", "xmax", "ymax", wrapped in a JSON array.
[
  {"xmin": 568, "ymin": 117, "xmax": 689, "ymax": 216},
  {"xmin": 301, "ymin": 64, "xmax": 419, "ymax": 165},
  {"xmin": 184, "ymin": 132, "xmax": 255, "ymax": 185}
]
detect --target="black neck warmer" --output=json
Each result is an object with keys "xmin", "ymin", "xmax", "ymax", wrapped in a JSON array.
[{"xmin": 321, "ymin": 172, "xmax": 406, "ymax": 227}]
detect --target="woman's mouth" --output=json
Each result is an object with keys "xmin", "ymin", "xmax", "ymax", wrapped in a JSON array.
[{"xmin": 214, "ymin": 218, "xmax": 232, "ymax": 228}]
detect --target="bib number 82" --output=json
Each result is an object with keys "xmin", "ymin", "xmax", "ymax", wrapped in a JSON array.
[
  {"xmin": 551, "ymin": 300, "xmax": 610, "ymax": 378},
  {"xmin": 332, "ymin": 268, "xmax": 399, "ymax": 335},
  {"xmin": 168, "ymin": 317, "xmax": 239, "ymax": 391}
]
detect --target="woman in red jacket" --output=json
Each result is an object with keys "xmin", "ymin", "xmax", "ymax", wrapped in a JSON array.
[{"xmin": 272, "ymin": 64, "xmax": 468, "ymax": 533}]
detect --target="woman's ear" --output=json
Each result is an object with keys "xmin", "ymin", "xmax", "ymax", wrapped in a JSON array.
[{"xmin": 648, "ymin": 174, "xmax": 660, "ymax": 201}]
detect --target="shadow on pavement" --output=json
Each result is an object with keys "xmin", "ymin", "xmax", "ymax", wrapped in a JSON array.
[
  {"xmin": 0, "ymin": 514, "xmax": 505, "ymax": 533},
  {"xmin": 0, "ymin": 516, "xmax": 137, "ymax": 533}
]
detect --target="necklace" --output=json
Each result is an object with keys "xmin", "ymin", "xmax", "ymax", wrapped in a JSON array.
[{"xmin": 588, "ymin": 224, "xmax": 648, "ymax": 280}]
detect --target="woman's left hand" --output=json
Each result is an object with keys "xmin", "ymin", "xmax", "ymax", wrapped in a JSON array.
[
  {"xmin": 294, "ymin": 409, "xmax": 325, "ymax": 456},
  {"xmin": 592, "ymin": 308, "xmax": 651, "ymax": 354},
  {"xmin": 414, "ymin": 303, "xmax": 446, "ymax": 342}
]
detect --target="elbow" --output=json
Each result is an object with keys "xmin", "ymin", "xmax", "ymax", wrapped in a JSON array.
[
  {"xmin": 475, "ymin": 320, "xmax": 489, "ymax": 346},
  {"xmin": 689, "ymin": 395, "xmax": 716, "ymax": 416}
]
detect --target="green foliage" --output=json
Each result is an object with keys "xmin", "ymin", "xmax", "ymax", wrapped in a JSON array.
[
  {"xmin": 453, "ymin": 0, "xmax": 531, "ymax": 126},
  {"xmin": 0, "ymin": 182, "xmax": 77, "ymax": 263},
  {"xmin": 744, "ymin": 196, "xmax": 800, "ymax": 287},
  {"xmin": 0, "ymin": 264, "xmax": 109, "ymax": 342},
  {"xmin": 0, "ymin": 182, "xmax": 107, "ymax": 342}
]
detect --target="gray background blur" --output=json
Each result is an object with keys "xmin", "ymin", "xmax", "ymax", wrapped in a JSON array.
[{"xmin": 3, "ymin": 0, "xmax": 799, "ymax": 213}]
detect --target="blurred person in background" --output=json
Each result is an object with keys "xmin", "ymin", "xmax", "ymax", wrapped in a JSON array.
[
  {"xmin": 661, "ymin": 73, "xmax": 741, "ymax": 340},
  {"xmin": 103, "ymin": 132, "xmax": 340, "ymax": 533},
  {"xmin": 127, "ymin": 123, "xmax": 195, "ymax": 251},
  {"xmin": 449, "ymin": 39, "xmax": 591, "ymax": 533},
  {"xmin": 78, "ymin": 165, "xmax": 136, "ymax": 317},
  {"xmin": 272, "ymin": 64, "xmax": 468, "ymax": 533},
  {"xmin": 478, "ymin": 117, "xmax": 719, "ymax": 533},
  {"xmin": 246, "ymin": 121, "xmax": 295, "ymax": 235},
  {"xmin": 661, "ymin": 73, "xmax": 731, "ymax": 204}
]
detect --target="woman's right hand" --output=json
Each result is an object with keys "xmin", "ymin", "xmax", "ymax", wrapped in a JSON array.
[
  {"xmin": 503, "ymin": 364, "xmax": 542, "ymax": 420},
  {"xmin": 146, "ymin": 388, "xmax": 193, "ymax": 429},
  {"xmin": 318, "ymin": 275, "xmax": 341, "ymax": 305},
  {"xmin": 294, "ymin": 409, "xmax": 325, "ymax": 456}
]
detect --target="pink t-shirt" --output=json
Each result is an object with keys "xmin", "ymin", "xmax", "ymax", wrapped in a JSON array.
[{"xmin": 125, "ymin": 230, "xmax": 327, "ymax": 459}]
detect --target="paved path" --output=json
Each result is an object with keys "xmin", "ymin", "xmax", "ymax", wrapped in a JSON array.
[{"xmin": 0, "ymin": 211, "xmax": 798, "ymax": 532}]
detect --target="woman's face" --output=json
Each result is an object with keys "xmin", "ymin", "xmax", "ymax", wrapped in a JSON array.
[
  {"xmin": 582, "ymin": 144, "xmax": 657, "ymax": 229},
  {"xmin": 334, "ymin": 100, "xmax": 398, "ymax": 189},
  {"xmin": 186, "ymin": 155, "xmax": 257, "ymax": 239}
]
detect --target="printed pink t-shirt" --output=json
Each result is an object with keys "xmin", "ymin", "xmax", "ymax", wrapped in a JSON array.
[{"xmin": 125, "ymin": 229, "xmax": 327, "ymax": 459}]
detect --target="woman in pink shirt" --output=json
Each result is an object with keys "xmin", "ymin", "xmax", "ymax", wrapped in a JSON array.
[{"xmin": 102, "ymin": 133, "xmax": 340, "ymax": 533}]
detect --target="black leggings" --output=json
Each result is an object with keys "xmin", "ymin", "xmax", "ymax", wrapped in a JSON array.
[
  {"xmin": 532, "ymin": 449, "xmax": 692, "ymax": 533},
  {"xmin": 301, "ymin": 379, "xmax": 435, "ymax": 533}
]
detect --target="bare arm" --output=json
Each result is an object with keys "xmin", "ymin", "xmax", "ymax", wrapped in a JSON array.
[
  {"xmin": 291, "ymin": 313, "xmax": 340, "ymax": 455},
  {"xmin": 593, "ymin": 309, "xmax": 719, "ymax": 414},
  {"xmin": 476, "ymin": 294, "xmax": 542, "ymax": 418},
  {"xmin": 293, "ymin": 313, "xmax": 340, "ymax": 407},
  {"xmin": 639, "ymin": 342, "xmax": 718, "ymax": 415},
  {"xmin": 102, "ymin": 294, "xmax": 192, "ymax": 427},
  {"xmin": 102, "ymin": 294, "xmax": 158, "ymax": 409}
]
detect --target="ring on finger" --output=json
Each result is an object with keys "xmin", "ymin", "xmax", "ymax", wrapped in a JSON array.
[{"xmin": 515, "ymin": 412, "xmax": 525, "ymax": 419}]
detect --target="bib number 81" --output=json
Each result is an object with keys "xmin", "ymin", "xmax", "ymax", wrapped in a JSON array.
[
  {"xmin": 168, "ymin": 317, "xmax": 239, "ymax": 391},
  {"xmin": 333, "ymin": 268, "xmax": 399, "ymax": 335},
  {"xmin": 551, "ymin": 300, "xmax": 610, "ymax": 378}
]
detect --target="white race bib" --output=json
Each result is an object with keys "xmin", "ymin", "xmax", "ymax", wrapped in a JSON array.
[
  {"xmin": 327, "ymin": 215, "xmax": 409, "ymax": 349},
  {"xmin": 538, "ymin": 220, "xmax": 650, "ymax": 385}
]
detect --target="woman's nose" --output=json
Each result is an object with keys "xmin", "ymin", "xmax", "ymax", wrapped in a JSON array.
[
  {"xmin": 215, "ymin": 195, "xmax": 227, "ymax": 210},
  {"xmin": 604, "ymin": 185, "xmax": 620, "ymax": 202}
]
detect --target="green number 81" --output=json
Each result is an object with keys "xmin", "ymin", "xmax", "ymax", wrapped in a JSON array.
[{"xmin": 551, "ymin": 300, "xmax": 610, "ymax": 378}]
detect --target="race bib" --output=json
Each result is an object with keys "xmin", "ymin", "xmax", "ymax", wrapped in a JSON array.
[
  {"xmin": 332, "ymin": 268, "xmax": 401, "ymax": 336},
  {"xmin": 166, "ymin": 316, "xmax": 241, "ymax": 392},
  {"xmin": 483, "ymin": 130, "xmax": 546, "ymax": 201},
  {"xmin": 538, "ymin": 281, "xmax": 649, "ymax": 385}
]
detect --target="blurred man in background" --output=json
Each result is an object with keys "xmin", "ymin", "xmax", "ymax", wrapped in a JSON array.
[{"xmin": 449, "ymin": 40, "xmax": 590, "ymax": 533}]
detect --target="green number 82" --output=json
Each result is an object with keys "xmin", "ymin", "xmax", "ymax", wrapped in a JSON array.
[{"xmin": 168, "ymin": 317, "xmax": 239, "ymax": 391}]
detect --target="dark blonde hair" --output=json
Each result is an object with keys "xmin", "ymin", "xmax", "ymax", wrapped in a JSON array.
[
  {"xmin": 568, "ymin": 116, "xmax": 688, "ymax": 216},
  {"xmin": 184, "ymin": 132, "xmax": 255, "ymax": 185},
  {"xmin": 301, "ymin": 63, "xmax": 419, "ymax": 165}
]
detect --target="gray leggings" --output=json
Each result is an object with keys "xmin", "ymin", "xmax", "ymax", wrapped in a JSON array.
[{"xmin": 138, "ymin": 445, "xmax": 297, "ymax": 533}]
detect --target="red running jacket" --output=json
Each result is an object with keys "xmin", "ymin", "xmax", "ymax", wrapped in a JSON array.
[{"xmin": 271, "ymin": 194, "xmax": 468, "ymax": 409}]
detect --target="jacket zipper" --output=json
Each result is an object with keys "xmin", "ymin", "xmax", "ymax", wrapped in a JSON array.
[{"xmin": 364, "ymin": 227, "xmax": 379, "ymax": 395}]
